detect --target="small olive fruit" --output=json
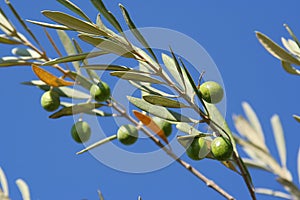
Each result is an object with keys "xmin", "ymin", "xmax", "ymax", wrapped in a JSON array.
[
  {"xmin": 40, "ymin": 90, "xmax": 60, "ymax": 112},
  {"xmin": 152, "ymin": 117, "xmax": 173, "ymax": 137},
  {"xmin": 117, "ymin": 124, "xmax": 138, "ymax": 145},
  {"xmin": 71, "ymin": 121, "xmax": 91, "ymax": 143},
  {"xmin": 90, "ymin": 81, "xmax": 111, "ymax": 102},
  {"xmin": 199, "ymin": 81, "xmax": 224, "ymax": 104},
  {"xmin": 211, "ymin": 137, "xmax": 233, "ymax": 161},
  {"xmin": 186, "ymin": 137, "xmax": 209, "ymax": 160}
]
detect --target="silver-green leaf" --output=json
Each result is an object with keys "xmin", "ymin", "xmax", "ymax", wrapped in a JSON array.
[{"xmin": 143, "ymin": 95, "xmax": 188, "ymax": 108}]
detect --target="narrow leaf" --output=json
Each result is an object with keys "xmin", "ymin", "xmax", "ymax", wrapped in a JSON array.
[
  {"xmin": 293, "ymin": 115, "xmax": 300, "ymax": 123},
  {"xmin": 6, "ymin": 0, "xmax": 40, "ymax": 46},
  {"xmin": 233, "ymin": 115, "xmax": 268, "ymax": 152},
  {"xmin": 133, "ymin": 110, "xmax": 169, "ymax": 144},
  {"xmin": 32, "ymin": 64, "xmax": 74, "ymax": 87},
  {"xmin": 298, "ymin": 148, "xmax": 300, "ymax": 185},
  {"xmin": 42, "ymin": 51, "xmax": 108, "ymax": 66},
  {"xmin": 78, "ymin": 34, "xmax": 135, "ymax": 58},
  {"xmin": 128, "ymin": 96, "xmax": 196, "ymax": 123},
  {"xmin": 60, "ymin": 102, "xmax": 113, "ymax": 117},
  {"xmin": 176, "ymin": 122, "xmax": 203, "ymax": 135},
  {"xmin": 11, "ymin": 48, "xmax": 40, "ymax": 58},
  {"xmin": 243, "ymin": 158, "xmax": 269, "ymax": 171},
  {"xmin": 57, "ymin": 0, "xmax": 91, "ymax": 22},
  {"xmin": 77, "ymin": 135, "xmax": 117, "ymax": 155},
  {"xmin": 0, "ymin": 168, "xmax": 9, "ymax": 197},
  {"xmin": 143, "ymin": 95, "xmax": 188, "ymax": 108},
  {"xmin": 0, "ymin": 8, "xmax": 15, "ymax": 34},
  {"xmin": 57, "ymin": 30, "xmax": 80, "ymax": 71},
  {"xmin": 129, "ymin": 81, "xmax": 177, "ymax": 98},
  {"xmin": 255, "ymin": 188, "xmax": 291, "ymax": 199},
  {"xmin": 82, "ymin": 65, "xmax": 131, "ymax": 71},
  {"xmin": 277, "ymin": 178, "xmax": 300, "ymax": 198},
  {"xmin": 169, "ymin": 49, "xmax": 186, "ymax": 91},
  {"xmin": 281, "ymin": 37, "xmax": 300, "ymax": 56},
  {"xmin": 49, "ymin": 102, "xmax": 104, "ymax": 119},
  {"xmin": 16, "ymin": 179, "xmax": 30, "ymax": 200},
  {"xmin": 98, "ymin": 190, "xmax": 105, "ymax": 200},
  {"xmin": 271, "ymin": 115, "xmax": 287, "ymax": 169},
  {"xmin": 284, "ymin": 24, "xmax": 300, "ymax": 48},
  {"xmin": 281, "ymin": 61, "xmax": 300, "ymax": 75},
  {"xmin": 242, "ymin": 102, "xmax": 266, "ymax": 145},
  {"xmin": 162, "ymin": 53, "xmax": 184, "ymax": 90},
  {"xmin": 27, "ymin": 19, "xmax": 70, "ymax": 30},
  {"xmin": 256, "ymin": 31, "xmax": 300, "ymax": 65},
  {"xmin": 22, "ymin": 80, "xmax": 90, "ymax": 99},
  {"xmin": 119, "ymin": 4, "xmax": 158, "ymax": 63},
  {"xmin": 0, "ymin": 35, "xmax": 21, "ymax": 44},
  {"xmin": 110, "ymin": 71, "xmax": 163, "ymax": 84},
  {"xmin": 67, "ymin": 71, "xmax": 93, "ymax": 90},
  {"xmin": 42, "ymin": 11, "xmax": 106, "ymax": 36},
  {"xmin": 91, "ymin": 0, "xmax": 123, "ymax": 33}
]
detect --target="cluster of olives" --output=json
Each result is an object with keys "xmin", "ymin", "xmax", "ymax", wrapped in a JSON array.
[
  {"xmin": 199, "ymin": 81, "xmax": 224, "ymax": 104},
  {"xmin": 186, "ymin": 136, "xmax": 233, "ymax": 161}
]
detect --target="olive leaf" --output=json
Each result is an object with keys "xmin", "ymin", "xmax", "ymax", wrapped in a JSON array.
[
  {"xmin": 143, "ymin": 95, "xmax": 189, "ymax": 108},
  {"xmin": 82, "ymin": 65, "xmax": 131, "ymax": 71},
  {"xmin": 78, "ymin": 34, "xmax": 135, "ymax": 58},
  {"xmin": 42, "ymin": 11, "xmax": 106, "ymax": 36},
  {"xmin": 233, "ymin": 115, "xmax": 268, "ymax": 152},
  {"xmin": 32, "ymin": 64, "xmax": 74, "ymax": 87},
  {"xmin": 60, "ymin": 102, "xmax": 113, "ymax": 117},
  {"xmin": 15, "ymin": 179, "xmax": 30, "ymax": 200},
  {"xmin": 133, "ymin": 110, "xmax": 169, "ymax": 144},
  {"xmin": 27, "ymin": 19, "xmax": 70, "ymax": 30},
  {"xmin": 49, "ymin": 102, "xmax": 104, "ymax": 119},
  {"xmin": 42, "ymin": 51, "xmax": 107, "ymax": 66},
  {"xmin": 0, "ymin": 35, "xmax": 21, "ymax": 45},
  {"xmin": 271, "ymin": 115, "xmax": 288, "ymax": 171},
  {"xmin": 176, "ymin": 122, "xmax": 204, "ymax": 135},
  {"xmin": 281, "ymin": 37, "xmax": 300, "ymax": 56},
  {"xmin": 0, "ymin": 56, "xmax": 35, "ymax": 67},
  {"xmin": 0, "ymin": 167, "xmax": 9, "ymax": 197},
  {"xmin": 119, "ymin": 4, "xmax": 158, "ymax": 63},
  {"xmin": 11, "ymin": 48, "xmax": 40, "ymax": 59},
  {"xmin": 98, "ymin": 190, "xmax": 105, "ymax": 200},
  {"xmin": 162, "ymin": 53, "xmax": 185, "ymax": 90},
  {"xmin": 241, "ymin": 102, "xmax": 267, "ymax": 149},
  {"xmin": 256, "ymin": 31, "xmax": 300, "ymax": 65},
  {"xmin": 57, "ymin": 30, "xmax": 80, "ymax": 71},
  {"xmin": 5, "ymin": 0, "xmax": 40, "ymax": 46},
  {"xmin": 277, "ymin": 177, "xmax": 300, "ymax": 198},
  {"xmin": 22, "ymin": 80, "xmax": 90, "ymax": 99},
  {"xmin": 0, "ymin": 8, "xmax": 15, "ymax": 34},
  {"xmin": 298, "ymin": 148, "xmax": 300, "ymax": 185},
  {"xmin": 129, "ymin": 81, "xmax": 177, "ymax": 98},
  {"xmin": 67, "ymin": 71, "xmax": 93, "ymax": 90},
  {"xmin": 284, "ymin": 24, "xmax": 300, "ymax": 48},
  {"xmin": 57, "ymin": 0, "xmax": 91, "ymax": 22},
  {"xmin": 255, "ymin": 188, "xmax": 291, "ymax": 199},
  {"xmin": 169, "ymin": 49, "xmax": 186, "ymax": 91},
  {"xmin": 110, "ymin": 71, "xmax": 164, "ymax": 84},
  {"xmin": 90, "ymin": 0, "xmax": 123, "ymax": 33},
  {"xmin": 242, "ymin": 158, "xmax": 269, "ymax": 172},
  {"xmin": 281, "ymin": 61, "xmax": 300, "ymax": 76},
  {"xmin": 128, "ymin": 96, "xmax": 197, "ymax": 123},
  {"xmin": 76, "ymin": 134, "xmax": 117, "ymax": 155},
  {"xmin": 293, "ymin": 115, "xmax": 300, "ymax": 123}
]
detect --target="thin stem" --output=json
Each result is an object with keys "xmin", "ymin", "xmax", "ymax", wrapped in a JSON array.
[{"xmin": 111, "ymin": 102, "xmax": 235, "ymax": 200}]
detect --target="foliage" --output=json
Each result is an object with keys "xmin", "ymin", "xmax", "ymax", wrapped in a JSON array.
[{"xmin": 0, "ymin": 0, "xmax": 299, "ymax": 199}]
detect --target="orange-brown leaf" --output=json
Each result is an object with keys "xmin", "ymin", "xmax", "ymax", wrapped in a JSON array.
[
  {"xmin": 32, "ymin": 64, "xmax": 74, "ymax": 87},
  {"xmin": 133, "ymin": 110, "xmax": 169, "ymax": 144}
]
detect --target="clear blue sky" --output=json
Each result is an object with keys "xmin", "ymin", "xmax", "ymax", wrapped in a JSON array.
[{"xmin": 0, "ymin": 0, "xmax": 299, "ymax": 199}]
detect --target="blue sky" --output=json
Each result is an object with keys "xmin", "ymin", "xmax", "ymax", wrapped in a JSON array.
[{"xmin": 0, "ymin": 0, "xmax": 299, "ymax": 199}]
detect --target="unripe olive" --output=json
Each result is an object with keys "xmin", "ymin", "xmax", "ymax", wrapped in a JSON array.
[
  {"xmin": 71, "ymin": 121, "xmax": 91, "ymax": 143},
  {"xmin": 186, "ymin": 137, "xmax": 208, "ymax": 160},
  {"xmin": 211, "ymin": 137, "xmax": 233, "ymax": 161},
  {"xmin": 117, "ymin": 124, "xmax": 138, "ymax": 145},
  {"xmin": 199, "ymin": 81, "xmax": 224, "ymax": 104},
  {"xmin": 90, "ymin": 81, "xmax": 111, "ymax": 102},
  {"xmin": 40, "ymin": 90, "xmax": 60, "ymax": 112},
  {"xmin": 152, "ymin": 117, "xmax": 173, "ymax": 137}
]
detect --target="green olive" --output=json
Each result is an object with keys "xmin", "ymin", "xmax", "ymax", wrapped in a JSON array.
[
  {"xmin": 90, "ymin": 81, "xmax": 111, "ymax": 102},
  {"xmin": 199, "ymin": 81, "xmax": 224, "ymax": 104},
  {"xmin": 152, "ymin": 117, "xmax": 173, "ymax": 137},
  {"xmin": 186, "ymin": 137, "xmax": 208, "ymax": 160},
  {"xmin": 71, "ymin": 121, "xmax": 91, "ymax": 143},
  {"xmin": 211, "ymin": 137, "xmax": 233, "ymax": 161},
  {"xmin": 117, "ymin": 124, "xmax": 138, "ymax": 145},
  {"xmin": 40, "ymin": 90, "xmax": 60, "ymax": 112}
]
